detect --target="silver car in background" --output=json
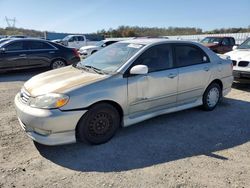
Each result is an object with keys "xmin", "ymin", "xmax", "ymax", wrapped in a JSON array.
[{"xmin": 15, "ymin": 39, "xmax": 233, "ymax": 146}]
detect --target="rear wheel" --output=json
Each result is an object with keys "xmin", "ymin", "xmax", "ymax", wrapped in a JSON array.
[
  {"xmin": 202, "ymin": 83, "xmax": 222, "ymax": 111},
  {"xmin": 77, "ymin": 103, "xmax": 120, "ymax": 145},
  {"xmin": 51, "ymin": 59, "xmax": 66, "ymax": 69}
]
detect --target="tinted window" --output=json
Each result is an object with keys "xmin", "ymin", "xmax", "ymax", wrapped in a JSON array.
[
  {"xmin": 175, "ymin": 45, "xmax": 209, "ymax": 67},
  {"xmin": 229, "ymin": 38, "xmax": 235, "ymax": 46},
  {"xmin": 105, "ymin": 41, "xmax": 117, "ymax": 46},
  {"xmin": 77, "ymin": 36, "xmax": 85, "ymax": 41},
  {"xmin": 222, "ymin": 38, "xmax": 230, "ymax": 46},
  {"xmin": 5, "ymin": 41, "xmax": 27, "ymax": 51},
  {"xmin": 28, "ymin": 41, "xmax": 54, "ymax": 50},
  {"xmin": 133, "ymin": 44, "xmax": 173, "ymax": 73}
]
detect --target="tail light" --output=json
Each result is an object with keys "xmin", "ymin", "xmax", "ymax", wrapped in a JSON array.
[{"xmin": 72, "ymin": 48, "xmax": 80, "ymax": 58}]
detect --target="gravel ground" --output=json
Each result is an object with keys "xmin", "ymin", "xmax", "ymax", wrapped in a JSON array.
[{"xmin": 0, "ymin": 70, "xmax": 250, "ymax": 188}]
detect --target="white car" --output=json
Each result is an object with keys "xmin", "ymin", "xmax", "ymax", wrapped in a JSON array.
[
  {"xmin": 61, "ymin": 35, "xmax": 97, "ymax": 49},
  {"xmin": 225, "ymin": 38, "xmax": 250, "ymax": 79},
  {"xmin": 79, "ymin": 39, "xmax": 120, "ymax": 58}
]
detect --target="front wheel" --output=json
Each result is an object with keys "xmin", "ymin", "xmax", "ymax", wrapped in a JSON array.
[
  {"xmin": 202, "ymin": 83, "xmax": 222, "ymax": 111},
  {"xmin": 77, "ymin": 103, "xmax": 120, "ymax": 145}
]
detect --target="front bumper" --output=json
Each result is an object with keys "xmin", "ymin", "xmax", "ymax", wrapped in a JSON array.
[
  {"xmin": 15, "ymin": 93, "xmax": 86, "ymax": 146},
  {"xmin": 233, "ymin": 70, "xmax": 250, "ymax": 79}
]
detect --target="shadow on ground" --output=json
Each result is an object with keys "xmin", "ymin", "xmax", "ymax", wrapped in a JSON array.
[
  {"xmin": 35, "ymin": 97, "xmax": 250, "ymax": 172},
  {"xmin": 0, "ymin": 68, "xmax": 48, "ymax": 82},
  {"xmin": 232, "ymin": 80, "xmax": 250, "ymax": 92}
]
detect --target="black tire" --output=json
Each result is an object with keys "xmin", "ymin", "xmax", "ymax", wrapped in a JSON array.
[
  {"xmin": 202, "ymin": 83, "xmax": 222, "ymax": 111},
  {"xmin": 50, "ymin": 59, "xmax": 66, "ymax": 70},
  {"xmin": 76, "ymin": 103, "xmax": 120, "ymax": 145},
  {"xmin": 91, "ymin": 50, "xmax": 97, "ymax": 55}
]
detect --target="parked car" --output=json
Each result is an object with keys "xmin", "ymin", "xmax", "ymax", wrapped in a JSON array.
[
  {"xmin": 79, "ymin": 39, "xmax": 121, "ymax": 58},
  {"xmin": 201, "ymin": 36, "xmax": 235, "ymax": 54},
  {"xmin": 15, "ymin": 39, "xmax": 233, "ymax": 146},
  {"xmin": 0, "ymin": 38, "xmax": 80, "ymax": 72},
  {"xmin": 225, "ymin": 37, "xmax": 250, "ymax": 79},
  {"xmin": 60, "ymin": 35, "xmax": 97, "ymax": 49}
]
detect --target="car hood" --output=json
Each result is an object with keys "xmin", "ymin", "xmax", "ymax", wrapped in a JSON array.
[
  {"xmin": 202, "ymin": 43, "xmax": 218, "ymax": 48},
  {"xmin": 24, "ymin": 66, "xmax": 108, "ymax": 96},
  {"xmin": 79, "ymin": 45, "xmax": 98, "ymax": 51},
  {"xmin": 225, "ymin": 49, "xmax": 250, "ymax": 61}
]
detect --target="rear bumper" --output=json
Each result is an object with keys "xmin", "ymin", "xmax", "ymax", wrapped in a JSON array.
[
  {"xmin": 68, "ymin": 56, "xmax": 81, "ymax": 65},
  {"xmin": 15, "ymin": 93, "xmax": 86, "ymax": 146}
]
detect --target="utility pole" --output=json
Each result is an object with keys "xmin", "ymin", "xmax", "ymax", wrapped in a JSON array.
[{"xmin": 5, "ymin": 16, "xmax": 16, "ymax": 28}]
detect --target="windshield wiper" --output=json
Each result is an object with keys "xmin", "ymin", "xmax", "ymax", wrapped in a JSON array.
[{"xmin": 85, "ymin": 65, "xmax": 108, "ymax": 75}]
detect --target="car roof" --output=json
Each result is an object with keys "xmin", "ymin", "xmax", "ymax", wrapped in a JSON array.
[
  {"xmin": 205, "ymin": 36, "xmax": 234, "ymax": 38},
  {"xmin": 119, "ymin": 38, "xmax": 197, "ymax": 45}
]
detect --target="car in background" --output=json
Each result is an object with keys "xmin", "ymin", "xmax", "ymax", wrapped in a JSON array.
[
  {"xmin": 0, "ymin": 38, "xmax": 80, "ymax": 72},
  {"xmin": 225, "ymin": 37, "xmax": 250, "ymax": 79},
  {"xmin": 15, "ymin": 39, "xmax": 233, "ymax": 146},
  {"xmin": 79, "ymin": 39, "xmax": 121, "ymax": 58},
  {"xmin": 201, "ymin": 36, "xmax": 235, "ymax": 54},
  {"xmin": 60, "ymin": 35, "xmax": 97, "ymax": 49}
]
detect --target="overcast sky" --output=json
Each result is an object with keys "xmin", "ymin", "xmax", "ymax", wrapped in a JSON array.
[{"xmin": 0, "ymin": 0, "xmax": 249, "ymax": 33}]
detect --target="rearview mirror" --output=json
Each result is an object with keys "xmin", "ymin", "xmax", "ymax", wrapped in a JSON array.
[
  {"xmin": 130, "ymin": 65, "xmax": 148, "ymax": 75},
  {"xmin": 0, "ymin": 48, "xmax": 6, "ymax": 53}
]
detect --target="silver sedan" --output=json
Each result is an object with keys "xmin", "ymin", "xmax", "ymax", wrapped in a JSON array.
[{"xmin": 15, "ymin": 39, "xmax": 233, "ymax": 146}]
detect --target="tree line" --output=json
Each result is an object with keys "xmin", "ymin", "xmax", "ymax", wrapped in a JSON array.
[{"xmin": 0, "ymin": 26, "xmax": 250, "ymax": 38}]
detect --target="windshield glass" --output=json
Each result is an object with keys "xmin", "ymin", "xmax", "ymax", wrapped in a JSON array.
[
  {"xmin": 62, "ymin": 35, "xmax": 71, "ymax": 41},
  {"xmin": 201, "ymin": 37, "xmax": 222, "ymax": 44},
  {"xmin": 238, "ymin": 38, "xmax": 250, "ymax": 49},
  {"xmin": 76, "ymin": 42, "xmax": 144, "ymax": 73}
]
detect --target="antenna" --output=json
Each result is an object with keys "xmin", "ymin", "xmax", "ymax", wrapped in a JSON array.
[{"xmin": 5, "ymin": 16, "xmax": 16, "ymax": 28}]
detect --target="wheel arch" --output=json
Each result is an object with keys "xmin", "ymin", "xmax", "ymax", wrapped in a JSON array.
[{"xmin": 208, "ymin": 79, "xmax": 223, "ymax": 91}]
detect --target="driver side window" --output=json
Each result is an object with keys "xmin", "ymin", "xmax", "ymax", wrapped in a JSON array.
[{"xmin": 132, "ymin": 44, "xmax": 173, "ymax": 73}]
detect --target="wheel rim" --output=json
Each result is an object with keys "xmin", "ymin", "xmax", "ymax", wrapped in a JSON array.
[
  {"xmin": 207, "ymin": 87, "xmax": 220, "ymax": 108},
  {"xmin": 88, "ymin": 112, "xmax": 113, "ymax": 137},
  {"xmin": 52, "ymin": 60, "xmax": 65, "ymax": 69}
]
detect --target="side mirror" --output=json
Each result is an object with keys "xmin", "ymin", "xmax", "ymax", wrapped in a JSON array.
[
  {"xmin": 0, "ymin": 48, "xmax": 6, "ymax": 53},
  {"xmin": 130, "ymin": 65, "xmax": 148, "ymax": 75},
  {"xmin": 232, "ymin": 45, "xmax": 238, "ymax": 50}
]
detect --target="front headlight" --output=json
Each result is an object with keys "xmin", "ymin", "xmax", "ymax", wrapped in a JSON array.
[{"xmin": 29, "ymin": 93, "xmax": 69, "ymax": 109}]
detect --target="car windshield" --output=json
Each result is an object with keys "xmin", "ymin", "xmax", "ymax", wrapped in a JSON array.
[
  {"xmin": 76, "ymin": 42, "xmax": 144, "ymax": 73},
  {"xmin": 201, "ymin": 37, "xmax": 222, "ymax": 44},
  {"xmin": 62, "ymin": 36, "xmax": 71, "ymax": 41},
  {"xmin": 238, "ymin": 38, "xmax": 250, "ymax": 49}
]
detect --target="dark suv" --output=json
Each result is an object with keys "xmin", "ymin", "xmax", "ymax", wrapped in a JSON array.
[
  {"xmin": 0, "ymin": 38, "xmax": 81, "ymax": 72},
  {"xmin": 201, "ymin": 36, "xmax": 235, "ymax": 54}
]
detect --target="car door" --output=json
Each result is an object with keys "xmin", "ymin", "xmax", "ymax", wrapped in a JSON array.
[
  {"xmin": 127, "ymin": 44, "xmax": 178, "ymax": 115},
  {"xmin": 77, "ymin": 36, "xmax": 85, "ymax": 49},
  {"xmin": 0, "ymin": 41, "xmax": 29, "ymax": 70},
  {"xmin": 27, "ymin": 40, "xmax": 57, "ymax": 67},
  {"xmin": 221, "ymin": 38, "xmax": 231, "ymax": 53},
  {"xmin": 68, "ymin": 36, "xmax": 78, "ymax": 48},
  {"xmin": 174, "ymin": 44, "xmax": 211, "ymax": 105}
]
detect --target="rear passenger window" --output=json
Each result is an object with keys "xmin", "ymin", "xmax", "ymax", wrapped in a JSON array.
[
  {"xmin": 28, "ymin": 41, "xmax": 54, "ymax": 50},
  {"xmin": 5, "ymin": 41, "xmax": 26, "ymax": 51},
  {"xmin": 175, "ymin": 45, "xmax": 209, "ymax": 67},
  {"xmin": 133, "ymin": 44, "xmax": 173, "ymax": 73}
]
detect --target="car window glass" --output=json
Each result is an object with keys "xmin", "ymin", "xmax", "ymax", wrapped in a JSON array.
[
  {"xmin": 175, "ymin": 45, "xmax": 208, "ymax": 67},
  {"xmin": 68, "ymin": 37, "xmax": 76, "ymax": 42},
  {"xmin": 229, "ymin": 38, "xmax": 235, "ymax": 46},
  {"xmin": 28, "ymin": 41, "xmax": 54, "ymax": 50},
  {"xmin": 222, "ymin": 38, "xmax": 230, "ymax": 46},
  {"xmin": 5, "ymin": 41, "xmax": 26, "ymax": 51},
  {"xmin": 77, "ymin": 36, "xmax": 84, "ymax": 41},
  {"xmin": 133, "ymin": 44, "xmax": 173, "ymax": 73}
]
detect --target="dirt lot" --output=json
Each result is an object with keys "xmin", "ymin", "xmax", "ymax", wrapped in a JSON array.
[{"xmin": 0, "ymin": 70, "xmax": 250, "ymax": 188}]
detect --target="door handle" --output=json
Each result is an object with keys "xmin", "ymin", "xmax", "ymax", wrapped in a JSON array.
[
  {"xmin": 19, "ymin": 54, "xmax": 26, "ymax": 57},
  {"xmin": 49, "ymin": 51, "xmax": 55, "ymax": 54},
  {"xmin": 168, "ymin": 73, "xmax": 177, "ymax": 79},
  {"xmin": 203, "ymin": 67, "xmax": 210, "ymax": 71}
]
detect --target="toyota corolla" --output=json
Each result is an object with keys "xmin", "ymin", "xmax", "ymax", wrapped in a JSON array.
[{"xmin": 15, "ymin": 39, "xmax": 233, "ymax": 146}]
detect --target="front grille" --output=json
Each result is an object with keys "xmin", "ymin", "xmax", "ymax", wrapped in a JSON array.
[
  {"xmin": 232, "ymin": 60, "xmax": 237, "ymax": 66},
  {"xmin": 238, "ymin": 61, "xmax": 249, "ymax": 67},
  {"xmin": 20, "ymin": 89, "xmax": 31, "ymax": 104}
]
